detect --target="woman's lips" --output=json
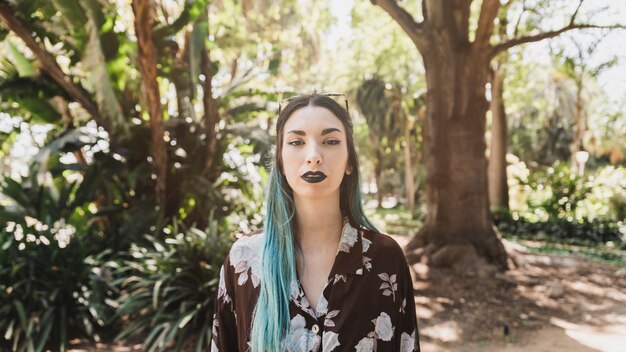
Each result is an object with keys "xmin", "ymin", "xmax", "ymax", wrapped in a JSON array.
[{"xmin": 301, "ymin": 171, "xmax": 327, "ymax": 183}]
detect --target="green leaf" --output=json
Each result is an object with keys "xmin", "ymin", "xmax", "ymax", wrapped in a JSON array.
[
  {"xmin": 14, "ymin": 301, "xmax": 27, "ymax": 331},
  {"xmin": 153, "ymin": 279, "xmax": 164, "ymax": 310},
  {"xmin": 60, "ymin": 306, "xmax": 67, "ymax": 352},
  {"xmin": 177, "ymin": 311, "xmax": 194, "ymax": 329},
  {"xmin": 6, "ymin": 40, "xmax": 35, "ymax": 76},
  {"xmin": 4, "ymin": 320, "xmax": 14, "ymax": 340},
  {"xmin": 81, "ymin": 0, "xmax": 128, "ymax": 136},
  {"xmin": 36, "ymin": 309, "xmax": 55, "ymax": 352}
]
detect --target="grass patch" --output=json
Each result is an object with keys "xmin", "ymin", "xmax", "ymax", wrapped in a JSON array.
[
  {"xmin": 507, "ymin": 237, "xmax": 626, "ymax": 267},
  {"xmin": 365, "ymin": 203, "xmax": 423, "ymax": 237}
]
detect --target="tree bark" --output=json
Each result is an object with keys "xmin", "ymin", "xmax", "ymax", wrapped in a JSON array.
[
  {"xmin": 375, "ymin": 0, "xmax": 509, "ymax": 275},
  {"xmin": 488, "ymin": 60, "xmax": 509, "ymax": 210},
  {"xmin": 570, "ymin": 84, "xmax": 585, "ymax": 171},
  {"xmin": 404, "ymin": 45, "xmax": 509, "ymax": 275},
  {"xmin": 132, "ymin": 0, "xmax": 168, "ymax": 207},
  {"xmin": 404, "ymin": 114, "xmax": 415, "ymax": 213},
  {"xmin": 374, "ymin": 148, "xmax": 383, "ymax": 208},
  {"xmin": 201, "ymin": 44, "xmax": 220, "ymax": 177}
]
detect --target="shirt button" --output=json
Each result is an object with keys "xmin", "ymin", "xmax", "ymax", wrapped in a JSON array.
[{"xmin": 312, "ymin": 324, "xmax": 320, "ymax": 333}]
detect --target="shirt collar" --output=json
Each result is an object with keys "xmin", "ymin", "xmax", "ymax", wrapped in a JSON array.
[{"xmin": 329, "ymin": 219, "xmax": 365, "ymax": 276}]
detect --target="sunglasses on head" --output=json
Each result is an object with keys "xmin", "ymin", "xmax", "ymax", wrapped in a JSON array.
[{"xmin": 278, "ymin": 92, "xmax": 349, "ymax": 114}]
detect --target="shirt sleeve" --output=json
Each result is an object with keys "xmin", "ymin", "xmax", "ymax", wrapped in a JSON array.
[
  {"xmin": 211, "ymin": 254, "xmax": 239, "ymax": 352},
  {"xmin": 395, "ymin": 255, "xmax": 421, "ymax": 352}
]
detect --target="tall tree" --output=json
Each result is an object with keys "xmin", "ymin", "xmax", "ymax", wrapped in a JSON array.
[
  {"xmin": 132, "ymin": 0, "xmax": 168, "ymax": 207},
  {"xmin": 372, "ymin": 0, "xmax": 624, "ymax": 274},
  {"xmin": 552, "ymin": 37, "xmax": 618, "ymax": 172},
  {"xmin": 488, "ymin": 9, "xmax": 511, "ymax": 211}
]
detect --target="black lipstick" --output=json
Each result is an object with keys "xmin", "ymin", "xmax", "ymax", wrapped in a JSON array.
[{"xmin": 301, "ymin": 171, "xmax": 327, "ymax": 183}]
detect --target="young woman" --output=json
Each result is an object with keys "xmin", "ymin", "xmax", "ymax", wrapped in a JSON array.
[{"xmin": 211, "ymin": 93, "xmax": 420, "ymax": 352}]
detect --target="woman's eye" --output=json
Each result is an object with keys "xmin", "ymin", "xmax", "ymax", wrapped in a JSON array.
[
  {"xmin": 287, "ymin": 141, "xmax": 303, "ymax": 146},
  {"xmin": 324, "ymin": 140, "xmax": 341, "ymax": 145}
]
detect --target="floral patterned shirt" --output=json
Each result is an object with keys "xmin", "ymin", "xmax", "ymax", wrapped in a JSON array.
[{"xmin": 211, "ymin": 220, "xmax": 420, "ymax": 351}]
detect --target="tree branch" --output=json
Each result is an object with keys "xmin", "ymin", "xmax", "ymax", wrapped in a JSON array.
[
  {"xmin": 0, "ymin": 2, "xmax": 104, "ymax": 128},
  {"xmin": 474, "ymin": 0, "xmax": 500, "ymax": 47},
  {"xmin": 371, "ymin": 0, "xmax": 428, "ymax": 52},
  {"xmin": 491, "ymin": 23, "xmax": 626, "ymax": 58},
  {"xmin": 570, "ymin": 0, "xmax": 584, "ymax": 25}
]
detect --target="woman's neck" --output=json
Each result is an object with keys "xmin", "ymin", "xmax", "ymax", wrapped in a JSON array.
[{"xmin": 293, "ymin": 195, "xmax": 344, "ymax": 252}]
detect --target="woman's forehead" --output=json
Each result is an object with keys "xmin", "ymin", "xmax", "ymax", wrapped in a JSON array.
[{"xmin": 282, "ymin": 106, "xmax": 344, "ymax": 134}]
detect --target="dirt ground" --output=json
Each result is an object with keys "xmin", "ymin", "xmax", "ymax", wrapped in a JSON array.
[
  {"xmin": 69, "ymin": 238, "xmax": 626, "ymax": 352},
  {"xmin": 395, "ymin": 236, "xmax": 626, "ymax": 352}
]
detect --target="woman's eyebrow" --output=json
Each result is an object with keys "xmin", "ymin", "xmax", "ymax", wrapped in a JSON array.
[{"xmin": 286, "ymin": 128, "xmax": 342, "ymax": 136}]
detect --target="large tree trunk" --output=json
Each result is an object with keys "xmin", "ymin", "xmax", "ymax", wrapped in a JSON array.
[
  {"xmin": 570, "ymin": 85, "xmax": 585, "ymax": 172},
  {"xmin": 488, "ymin": 61, "xmax": 509, "ymax": 210},
  {"xmin": 404, "ymin": 114, "xmax": 415, "ymax": 213},
  {"xmin": 133, "ymin": 0, "xmax": 168, "ymax": 207},
  {"xmin": 374, "ymin": 148, "xmax": 383, "ymax": 208},
  {"xmin": 201, "ymin": 46, "xmax": 220, "ymax": 177},
  {"xmin": 404, "ymin": 45, "xmax": 508, "ymax": 275}
]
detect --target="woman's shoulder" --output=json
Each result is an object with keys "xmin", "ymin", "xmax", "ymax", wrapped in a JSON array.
[
  {"xmin": 227, "ymin": 229, "xmax": 265, "ymax": 261},
  {"xmin": 360, "ymin": 228, "xmax": 406, "ymax": 258},
  {"xmin": 223, "ymin": 230, "xmax": 265, "ymax": 288}
]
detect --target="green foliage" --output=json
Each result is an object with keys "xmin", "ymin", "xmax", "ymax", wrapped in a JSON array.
[
  {"xmin": 113, "ymin": 214, "xmax": 232, "ymax": 352},
  {"xmin": 496, "ymin": 162, "xmax": 626, "ymax": 247},
  {"xmin": 496, "ymin": 213, "xmax": 624, "ymax": 247},
  {"xmin": 0, "ymin": 164, "xmax": 116, "ymax": 352},
  {"xmin": 523, "ymin": 162, "xmax": 592, "ymax": 220},
  {"xmin": 508, "ymin": 162, "xmax": 626, "ymax": 222}
]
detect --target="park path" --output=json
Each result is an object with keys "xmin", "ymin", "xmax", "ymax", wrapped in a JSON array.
[{"xmin": 389, "ymin": 233, "xmax": 626, "ymax": 352}]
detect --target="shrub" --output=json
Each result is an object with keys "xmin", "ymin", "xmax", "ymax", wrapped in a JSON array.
[
  {"xmin": 0, "ymin": 220, "xmax": 117, "ymax": 352},
  {"xmin": 0, "ymin": 164, "xmax": 117, "ymax": 352},
  {"xmin": 113, "ymin": 212, "xmax": 233, "ymax": 352},
  {"xmin": 495, "ymin": 214, "xmax": 624, "ymax": 247}
]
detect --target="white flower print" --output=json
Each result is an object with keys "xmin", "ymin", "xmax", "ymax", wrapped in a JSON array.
[
  {"xmin": 362, "ymin": 236, "xmax": 372, "ymax": 253},
  {"xmin": 315, "ymin": 293, "xmax": 329, "ymax": 317},
  {"xmin": 229, "ymin": 233, "xmax": 263, "ymax": 287},
  {"xmin": 286, "ymin": 314, "xmax": 321, "ymax": 352},
  {"xmin": 363, "ymin": 256, "xmax": 372, "ymax": 272},
  {"xmin": 217, "ymin": 265, "xmax": 231, "ymax": 304},
  {"xmin": 322, "ymin": 331, "xmax": 340, "ymax": 351},
  {"xmin": 324, "ymin": 310, "xmax": 340, "ymax": 327},
  {"xmin": 378, "ymin": 273, "xmax": 398, "ymax": 302},
  {"xmin": 400, "ymin": 297, "xmax": 407, "ymax": 314},
  {"xmin": 211, "ymin": 314, "xmax": 219, "ymax": 351},
  {"xmin": 400, "ymin": 330, "xmax": 416, "ymax": 352},
  {"xmin": 374, "ymin": 312, "xmax": 394, "ymax": 341},
  {"xmin": 354, "ymin": 337, "xmax": 374, "ymax": 351},
  {"xmin": 337, "ymin": 224, "xmax": 358, "ymax": 253},
  {"xmin": 333, "ymin": 274, "xmax": 347, "ymax": 284}
]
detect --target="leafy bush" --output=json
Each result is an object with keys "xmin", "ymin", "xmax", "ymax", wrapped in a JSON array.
[
  {"xmin": 498, "ymin": 161, "xmax": 626, "ymax": 247},
  {"xmin": 509, "ymin": 162, "xmax": 626, "ymax": 222},
  {"xmin": 0, "ymin": 220, "xmax": 117, "ymax": 352},
  {"xmin": 113, "ymin": 212, "xmax": 233, "ymax": 352},
  {"xmin": 523, "ymin": 162, "xmax": 592, "ymax": 221},
  {"xmin": 495, "ymin": 214, "xmax": 624, "ymax": 247},
  {"xmin": 0, "ymin": 163, "xmax": 118, "ymax": 352}
]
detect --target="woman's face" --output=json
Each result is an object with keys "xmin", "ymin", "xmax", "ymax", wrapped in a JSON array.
[{"xmin": 281, "ymin": 105, "xmax": 352, "ymax": 201}]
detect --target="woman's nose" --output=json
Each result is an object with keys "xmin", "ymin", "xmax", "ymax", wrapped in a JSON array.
[{"xmin": 306, "ymin": 144, "xmax": 322, "ymax": 165}]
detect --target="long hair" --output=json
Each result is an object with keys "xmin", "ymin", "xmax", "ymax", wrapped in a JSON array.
[{"xmin": 249, "ymin": 94, "xmax": 378, "ymax": 351}]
